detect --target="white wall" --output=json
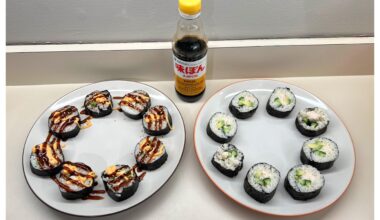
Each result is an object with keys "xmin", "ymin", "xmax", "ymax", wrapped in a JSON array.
[{"xmin": 6, "ymin": 0, "xmax": 373, "ymax": 44}]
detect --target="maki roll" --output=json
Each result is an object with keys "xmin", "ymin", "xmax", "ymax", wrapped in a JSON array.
[
  {"xmin": 244, "ymin": 163, "xmax": 280, "ymax": 203},
  {"xmin": 30, "ymin": 138, "xmax": 64, "ymax": 176},
  {"xmin": 228, "ymin": 91, "xmax": 259, "ymax": 119},
  {"xmin": 142, "ymin": 105, "xmax": 172, "ymax": 136},
  {"xmin": 207, "ymin": 112, "xmax": 237, "ymax": 143},
  {"xmin": 284, "ymin": 164, "xmax": 325, "ymax": 201},
  {"xmin": 266, "ymin": 87, "xmax": 296, "ymax": 118},
  {"xmin": 295, "ymin": 107, "xmax": 329, "ymax": 137},
  {"xmin": 119, "ymin": 90, "xmax": 151, "ymax": 119},
  {"xmin": 135, "ymin": 136, "xmax": 168, "ymax": 170},
  {"xmin": 301, "ymin": 137, "xmax": 339, "ymax": 170},
  {"xmin": 53, "ymin": 162, "xmax": 97, "ymax": 200},
  {"xmin": 211, "ymin": 143, "xmax": 244, "ymax": 177},
  {"xmin": 101, "ymin": 165, "xmax": 140, "ymax": 202},
  {"xmin": 48, "ymin": 105, "xmax": 81, "ymax": 140},
  {"xmin": 84, "ymin": 90, "xmax": 113, "ymax": 118}
]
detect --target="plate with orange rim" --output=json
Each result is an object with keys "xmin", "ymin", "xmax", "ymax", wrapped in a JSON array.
[
  {"xmin": 193, "ymin": 79, "xmax": 355, "ymax": 216},
  {"xmin": 22, "ymin": 80, "xmax": 186, "ymax": 217}
]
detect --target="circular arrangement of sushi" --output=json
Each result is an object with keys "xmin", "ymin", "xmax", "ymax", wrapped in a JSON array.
[
  {"xmin": 194, "ymin": 79, "xmax": 355, "ymax": 216},
  {"xmin": 22, "ymin": 81, "xmax": 185, "ymax": 217}
]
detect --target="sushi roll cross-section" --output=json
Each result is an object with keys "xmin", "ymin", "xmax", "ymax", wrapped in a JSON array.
[
  {"xmin": 143, "ymin": 105, "xmax": 172, "ymax": 136},
  {"xmin": 52, "ymin": 162, "xmax": 97, "ymax": 200},
  {"xmin": 211, "ymin": 143, "xmax": 244, "ymax": 177},
  {"xmin": 102, "ymin": 165, "xmax": 142, "ymax": 202},
  {"xmin": 207, "ymin": 112, "xmax": 237, "ymax": 143},
  {"xmin": 295, "ymin": 107, "xmax": 329, "ymax": 137},
  {"xmin": 229, "ymin": 91, "xmax": 259, "ymax": 119},
  {"xmin": 135, "ymin": 136, "xmax": 168, "ymax": 170},
  {"xmin": 244, "ymin": 163, "xmax": 280, "ymax": 203},
  {"xmin": 266, "ymin": 87, "xmax": 296, "ymax": 118},
  {"xmin": 84, "ymin": 90, "xmax": 113, "ymax": 118},
  {"xmin": 285, "ymin": 164, "xmax": 325, "ymax": 201},
  {"xmin": 301, "ymin": 137, "xmax": 339, "ymax": 170},
  {"xmin": 30, "ymin": 137, "xmax": 64, "ymax": 176},
  {"xmin": 48, "ymin": 105, "xmax": 81, "ymax": 141},
  {"xmin": 119, "ymin": 90, "xmax": 151, "ymax": 119}
]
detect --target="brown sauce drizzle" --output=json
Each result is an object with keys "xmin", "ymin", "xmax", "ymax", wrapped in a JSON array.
[
  {"xmin": 34, "ymin": 136, "xmax": 63, "ymax": 169},
  {"xmin": 136, "ymin": 137, "xmax": 163, "ymax": 164},
  {"xmin": 52, "ymin": 162, "xmax": 96, "ymax": 192},
  {"xmin": 49, "ymin": 105, "xmax": 80, "ymax": 133},
  {"xmin": 144, "ymin": 106, "xmax": 169, "ymax": 131},
  {"xmin": 104, "ymin": 165, "xmax": 146, "ymax": 192},
  {"xmin": 118, "ymin": 92, "xmax": 150, "ymax": 112},
  {"xmin": 85, "ymin": 91, "xmax": 112, "ymax": 107}
]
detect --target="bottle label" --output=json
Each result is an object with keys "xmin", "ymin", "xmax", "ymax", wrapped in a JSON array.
[{"xmin": 173, "ymin": 54, "xmax": 207, "ymax": 96}]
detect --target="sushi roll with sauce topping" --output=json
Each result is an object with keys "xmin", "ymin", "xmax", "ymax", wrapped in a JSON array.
[
  {"xmin": 266, "ymin": 87, "xmax": 296, "ymax": 118},
  {"xmin": 101, "ymin": 165, "xmax": 141, "ymax": 202},
  {"xmin": 119, "ymin": 90, "xmax": 151, "ymax": 119},
  {"xmin": 211, "ymin": 144, "xmax": 244, "ymax": 177},
  {"xmin": 244, "ymin": 163, "xmax": 280, "ymax": 203},
  {"xmin": 84, "ymin": 90, "xmax": 113, "ymax": 118},
  {"xmin": 285, "ymin": 164, "xmax": 325, "ymax": 201},
  {"xmin": 229, "ymin": 91, "xmax": 259, "ymax": 119},
  {"xmin": 30, "ymin": 138, "xmax": 64, "ymax": 176},
  {"xmin": 48, "ymin": 105, "xmax": 81, "ymax": 141},
  {"xmin": 135, "ymin": 136, "xmax": 168, "ymax": 170},
  {"xmin": 301, "ymin": 137, "xmax": 339, "ymax": 170},
  {"xmin": 53, "ymin": 162, "xmax": 97, "ymax": 200},
  {"xmin": 142, "ymin": 105, "xmax": 172, "ymax": 136},
  {"xmin": 207, "ymin": 112, "xmax": 237, "ymax": 143},
  {"xmin": 296, "ymin": 107, "xmax": 329, "ymax": 137}
]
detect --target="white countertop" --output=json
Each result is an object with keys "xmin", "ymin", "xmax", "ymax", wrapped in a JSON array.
[{"xmin": 6, "ymin": 76, "xmax": 373, "ymax": 220}]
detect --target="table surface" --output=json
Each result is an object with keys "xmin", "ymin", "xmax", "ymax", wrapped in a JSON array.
[{"xmin": 7, "ymin": 76, "xmax": 374, "ymax": 220}]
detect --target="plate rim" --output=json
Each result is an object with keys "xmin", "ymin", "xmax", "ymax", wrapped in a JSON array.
[
  {"xmin": 193, "ymin": 78, "xmax": 356, "ymax": 217},
  {"xmin": 22, "ymin": 80, "xmax": 187, "ymax": 217}
]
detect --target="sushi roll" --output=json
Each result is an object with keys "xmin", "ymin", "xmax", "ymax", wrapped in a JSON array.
[
  {"xmin": 101, "ymin": 165, "xmax": 140, "ymax": 202},
  {"xmin": 284, "ymin": 164, "xmax": 325, "ymax": 201},
  {"xmin": 228, "ymin": 91, "xmax": 259, "ymax": 119},
  {"xmin": 207, "ymin": 112, "xmax": 237, "ymax": 143},
  {"xmin": 142, "ymin": 105, "xmax": 172, "ymax": 136},
  {"xmin": 266, "ymin": 87, "xmax": 296, "ymax": 118},
  {"xmin": 119, "ymin": 90, "xmax": 151, "ymax": 119},
  {"xmin": 48, "ymin": 105, "xmax": 81, "ymax": 141},
  {"xmin": 53, "ymin": 162, "xmax": 97, "ymax": 200},
  {"xmin": 135, "ymin": 136, "xmax": 168, "ymax": 170},
  {"xmin": 300, "ymin": 137, "xmax": 339, "ymax": 170},
  {"xmin": 211, "ymin": 143, "xmax": 244, "ymax": 177},
  {"xmin": 30, "ymin": 138, "xmax": 64, "ymax": 176},
  {"xmin": 295, "ymin": 107, "xmax": 329, "ymax": 137},
  {"xmin": 84, "ymin": 90, "xmax": 113, "ymax": 118},
  {"xmin": 244, "ymin": 163, "xmax": 280, "ymax": 203}
]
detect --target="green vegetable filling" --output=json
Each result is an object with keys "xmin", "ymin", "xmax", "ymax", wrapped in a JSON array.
[
  {"xmin": 228, "ymin": 149, "xmax": 238, "ymax": 157},
  {"xmin": 294, "ymin": 169, "xmax": 312, "ymax": 187},
  {"xmin": 273, "ymin": 95, "xmax": 291, "ymax": 107},
  {"xmin": 90, "ymin": 101, "xmax": 98, "ymax": 108},
  {"xmin": 307, "ymin": 140, "xmax": 326, "ymax": 157},
  {"xmin": 302, "ymin": 118, "xmax": 318, "ymax": 128},
  {"xmin": 238, "ymin": 96, "xmax": 254, "ymax": 107},
  {"xmin": 216, "ymin": 120, "xmax": 232, "ymax": 135},
  {"xmin": 254, "ymin": 172, "xmax": 272, "ymax": 187}
]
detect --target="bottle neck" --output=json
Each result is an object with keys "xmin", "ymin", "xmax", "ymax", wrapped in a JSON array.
[{"xmin": 179, "ymin": 10, "xmax": 201, "ymax": 20}]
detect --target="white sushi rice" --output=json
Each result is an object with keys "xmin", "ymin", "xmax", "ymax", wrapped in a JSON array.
[
  {"xmin": 143, "ymin": 106, "xmax": 170, "ymax": 131},
  {"xmin": 231, "ymin": 91, "xmax": 258, "ymax": 112},
  {"xmin": 268, "ymin": 87, "xmax": 296, "ymax": 112},
  {"xmin": 85, "ymin": 90, "xmax": 112, "ymax": 114},
  {"xmin": 213, "ymin": 144, "xmax": 243, "ymax": 170},
  {"xmin": 57, "ymin": 165, "xmax": 94, "ymax": 192},
  {"xmin": 297, "ymin": 107, "xmax": 329, "ymax": 130},
  {"xmin": 209, "ymin": 112, "xmax": 237, "ymax": 138},
  {"xmin": 287, "ymin": 165, "xmax": 324, "ymax": 193},
  {"xmin": 247, "ymin": 163, "xmax": 280, "ymax": 194},
  {"xmin": 303, "ymin": 137, "xmax": 339, "ymax": 163}
]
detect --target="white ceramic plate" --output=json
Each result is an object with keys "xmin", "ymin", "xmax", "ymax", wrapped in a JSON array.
[
  {"xmin": 22, "ymin": 81, "xmax": 185, "ymax": 217},
  {"xmin": 194, "ymin": 79, "xmax": 355, "ymax": 216}
]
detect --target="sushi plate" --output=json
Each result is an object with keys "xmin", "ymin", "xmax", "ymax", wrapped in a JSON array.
[
  {"xmin": 22, "ymin": 80, "xmax": 186, "ymax": 217},
  {"xmin": 194, "ymin": 79, "xmax": 355, "ymax": 216}
]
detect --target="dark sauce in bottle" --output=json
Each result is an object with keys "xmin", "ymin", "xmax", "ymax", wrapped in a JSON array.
[{"xmin": 173, "ymin": 36, "xmax": 208, "ymax": 102}]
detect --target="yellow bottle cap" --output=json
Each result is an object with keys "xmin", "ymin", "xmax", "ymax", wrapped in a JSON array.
[{"xmin": 179, "ymin": 0, "xmax": 202, "ymax": 15}]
